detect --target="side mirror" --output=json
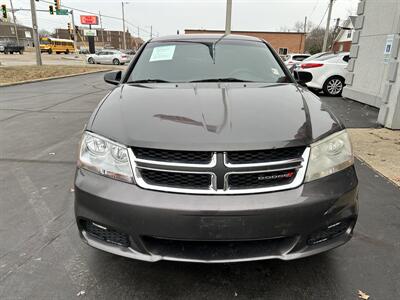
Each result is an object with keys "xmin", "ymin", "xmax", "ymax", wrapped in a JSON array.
[
  {"xmin": 104, "ymin": 71, "xmax": 122, "ymax": 85},
  {"xmin": 294, "ymin": 71, "xmax": 313, "ymax": 87}
]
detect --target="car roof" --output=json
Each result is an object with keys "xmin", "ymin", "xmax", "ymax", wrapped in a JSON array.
[
  {"xmin": 150, "ymin": 34, "xmax": 263, "ymax": 43},
  {"xmin": 289, "ymin": 53, "xmax": 310, "ymax": 56}
]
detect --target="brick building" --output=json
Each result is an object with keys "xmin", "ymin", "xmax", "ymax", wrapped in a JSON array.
[
  {"xmin": 54, "ymin": 27, "xmax": 144, "ymax": 50},
  {"xmin": 184, "ymin": 29, "xmax": 306, "ymax": 54},
  {"xmin": 0, "ymin": 21, "xmax": 34, "ymax": 47},
  {"xmin": 332, "ymin": 16, "xmax": 356, "ymax": 52}
]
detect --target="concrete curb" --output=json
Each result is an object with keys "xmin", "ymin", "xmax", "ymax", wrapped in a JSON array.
[{"xmin": 0, "ymin": 69, "xmax": 111, "ymax": 87}]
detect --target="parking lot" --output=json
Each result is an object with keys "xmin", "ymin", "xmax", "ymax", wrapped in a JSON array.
[{"xmin": 0, "ymin": 73, "xmax": 399, "ymax": 299}]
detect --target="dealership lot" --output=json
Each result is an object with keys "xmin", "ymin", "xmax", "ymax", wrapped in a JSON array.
[{"xmin": 0, "ymin": 73, "xmax": 399, "ymax": 299}]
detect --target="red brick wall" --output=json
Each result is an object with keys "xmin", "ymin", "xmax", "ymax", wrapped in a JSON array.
[
  {"xmin": 185, "ymin": 29, "xmax": 306, "ymax": 54},
  {"xmin": 332, "ymin": 41, "xmax": 352, "ymax": 52}
]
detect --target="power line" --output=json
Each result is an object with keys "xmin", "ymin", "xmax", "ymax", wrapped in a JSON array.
[
  {"xmin": 309, "ymin": 0, "xmax": 320, "ymax": 19},
  {"xmin": 316, "ymin": 2, "xmax": 329, "ymax": 28}
]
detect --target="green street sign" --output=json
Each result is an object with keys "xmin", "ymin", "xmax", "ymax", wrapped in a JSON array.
[{"xmin": 56, "ymin": 9, "xmax": 68, "ymax": 15}]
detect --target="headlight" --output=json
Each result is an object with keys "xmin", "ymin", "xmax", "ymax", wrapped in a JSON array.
[
  {"xmin": 78, "ymin": 132, "xmax": 134, "ymax": 183},
  {"xmin": 305, "ymin": 130, "xmax": 354, "ymax": 182}
]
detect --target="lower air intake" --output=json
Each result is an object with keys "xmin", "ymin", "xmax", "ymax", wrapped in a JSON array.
[{"xmin": 82, "ymin": 220, "xmax": 130, "ymax": 247}]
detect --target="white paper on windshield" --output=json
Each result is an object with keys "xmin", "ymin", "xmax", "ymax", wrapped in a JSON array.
[{"xmin": 149, "ymin": 45, "xmax": 176, "ymax": 62}]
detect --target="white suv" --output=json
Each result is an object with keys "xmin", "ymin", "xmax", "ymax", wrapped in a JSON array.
[{"xmin": 284, "ymin": 53, "xmax": 311, "ymax": 69}]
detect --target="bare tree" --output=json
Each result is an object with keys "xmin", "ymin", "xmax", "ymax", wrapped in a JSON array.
[
  {"xmin": 293, "ymin": 21, "xmax": 304, "ymax": 33},
  {"xmin": 39, "ymin": 29, "xmax": 53, "ymax": 37}
]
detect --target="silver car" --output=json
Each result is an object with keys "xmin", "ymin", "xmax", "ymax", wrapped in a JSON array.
[{"xmin": 87, "ymin": 50, "xmax": 129, "ymax": 65}]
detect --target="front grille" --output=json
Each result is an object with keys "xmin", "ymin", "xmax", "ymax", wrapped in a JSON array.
[
  {"xmin": 131, "ymin": 147, "xmax": 309, "ymax": 194},
  {"xmin": 228, "ymin": 169, "xmax": 297, "ymax": 189},
  {"xmin": 140, "ymin": 169, "xmax": 212, "ymax": 189},
  {"xmin": 142, "ymin": 236, "xmax": 295, "ymax": 261},
  {"xmin": 226, "ymin": 147, "xmax": 305, "ymax": 164},
  {"xmin": 133, "ymin": 147, "xmax": 213, "ymax": 164},
  {"xmin": 82, "ymin": 220, "xmax": 130, "ymax": 247}
]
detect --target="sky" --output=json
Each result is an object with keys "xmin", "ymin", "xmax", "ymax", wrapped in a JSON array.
[{"xmin": 9, "ymin": 0, "xmax": 358, "ymax": 40}]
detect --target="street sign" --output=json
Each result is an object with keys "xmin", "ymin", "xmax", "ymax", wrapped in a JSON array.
[
  {"xmin": 84, "ymin": 29, "xmax": 97, "ymax": 37},
  {"xmin": 56, "ymin": 9, "xmax": 68, "ymax": 15},
  {"xmin": 80, "ymin": 15, "xmax": 98, "ymax": 25}
]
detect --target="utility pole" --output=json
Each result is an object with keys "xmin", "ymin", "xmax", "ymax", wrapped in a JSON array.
[
  {"xmin": 322, "ymin": 0, "xmax": 334, "ymax": 52},
  {"xmin": 121, "ymin": 2, "xmax": 126, "ymax": 49},
  {"xmin": 70, "ymin": 10, "xmax": 78, "ymax": 53},
  {"xmin": 9, "ymin": 0, "xmax": 20, "ymax": 45},
  {"xmin": 299, "ymin": 16, "xmax": 307, "ymax": 53},
  {"xmin": 330, "ymin": 18, "xmax": 340, "ymax": 51},
  {"xmin": 30, "ymin": 0, "xmax": 42, "ymax": 66},
  {"xmin": 225, "ymin": 0, "xmax": 232, "ymax": 34},
  {"xmin": 99, "ymin": 11, "xmax": 105, "ymax": 47},
  {"xmin": 150, "ymin": 25, "xmax": 152, "ymax": 38}
]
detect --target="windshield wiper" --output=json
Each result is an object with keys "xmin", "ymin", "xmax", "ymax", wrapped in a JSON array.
[
  {"xmin": 127, "ymin": 79, "xmax": 171, "ymax": 84},
  {"xmin": 190, "ymin": 78, "xmax": 254, "ymax": 83}
]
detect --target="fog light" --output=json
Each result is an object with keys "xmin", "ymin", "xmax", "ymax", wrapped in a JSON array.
[
  {"xmin": 81, "ymin": 219, "xmax": 130, "ymax": 247},
  {"xmin": 307, "ymin": 220, "xmax": 352, "ymax": 245}
]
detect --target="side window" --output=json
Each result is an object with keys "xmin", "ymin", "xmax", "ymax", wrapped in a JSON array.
[
  {"xmin": 343, "ymin": 55, "xmax": 350, "ymax": 63},
  {"xmin": 293, "ymin": 55, "xmax": 309, "ymax": 61},
  {"xmin": 278, "ymin": 48, "xmax": 288, "ymax": 55}
]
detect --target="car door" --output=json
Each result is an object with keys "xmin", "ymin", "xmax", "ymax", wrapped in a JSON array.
[
  {"xmin": 95, "ymin": 52, "xmax": 106, "ymax": 63},
  {"xmin": 104, "ymin": 51, "xmax": 115, "ymax": 64}
]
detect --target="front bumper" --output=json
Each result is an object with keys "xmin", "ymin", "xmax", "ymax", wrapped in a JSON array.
[{"xmin": 74, "ymin": 166, "xmax": 358, "ymax": 263}]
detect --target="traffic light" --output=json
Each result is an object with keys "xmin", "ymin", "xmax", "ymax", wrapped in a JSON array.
[
  {"xmin": 54, "ymin": 0, "xmax": 60, "ymax": 10},
  {"xmin": 1, "ymin": 4, "xmax": 7, "ymax": 19},
  {"xmin": 49, "ymin": 5, "xmax": 54, "ymax": 15},
  {"xmin": 67, "ymin": 22, "xmax": 71, "ymax": 33}
]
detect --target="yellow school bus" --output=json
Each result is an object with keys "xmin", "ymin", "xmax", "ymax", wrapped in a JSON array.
[{"xmin": 40, "ymin": 37, "xmax": 75, "ymax": 54}]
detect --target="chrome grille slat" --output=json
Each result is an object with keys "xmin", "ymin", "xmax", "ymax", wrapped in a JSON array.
[
  {"xmin": 133, "ymin": 147, "xmax": 213, "ymax": 165},
  {"xmin": 226, "ymin": 147, "xmax": 306, "ymax": 164},
  {"xmin": 128, "ymin": 147, "xmax": 310, "ymax": 195}
]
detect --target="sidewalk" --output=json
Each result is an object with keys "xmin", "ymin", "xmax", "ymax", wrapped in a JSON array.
[
  {"xmin": 319, "ymin": 96, "xmax": 399, "ymax": 187},
  {"xmin": 349, "ymin": 128, "xmax": 400, "ymax": 187}
]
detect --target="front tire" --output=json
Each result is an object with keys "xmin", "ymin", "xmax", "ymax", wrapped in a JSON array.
[
  {"xmin": 48, "ymin": 49, "xmax": 52, "ymax": 54},
  {"xmin": 323, "ymin": 76, "xmax": 345, "ymax": 96},
  {"xmin": 88, "ymin": 57, "xmax": 94, "ymax": 64},
  {"xmin": 113, "ymin": 58, "xmax": 120, "ymax": 65},
  {"xmin": 65, "ymin": 49, "xmax": 69, "ymax": 54}
]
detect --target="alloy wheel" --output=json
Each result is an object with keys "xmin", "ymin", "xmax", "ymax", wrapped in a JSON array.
[{"xmin": 327, "ymin": 78, "xmax": 343, "ymax": 96}]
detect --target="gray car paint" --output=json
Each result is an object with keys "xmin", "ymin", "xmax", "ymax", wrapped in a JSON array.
[{"xmin": 87, "ymin": 83, "xmax": 343, "ymax": 151}]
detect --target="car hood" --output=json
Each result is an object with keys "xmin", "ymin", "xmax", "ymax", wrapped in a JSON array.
[{"xmin": 88, "ymin": 83, "xmax": 342, "ymax": 151}]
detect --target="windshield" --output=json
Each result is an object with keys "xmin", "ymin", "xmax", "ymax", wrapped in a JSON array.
[
  {"xmin": 40, "ymin": 40, "xmax": 50, "ymax": 45},
  {"xmin": 128, "ymin": 40, "xmax": 289, "ymax": 83}
]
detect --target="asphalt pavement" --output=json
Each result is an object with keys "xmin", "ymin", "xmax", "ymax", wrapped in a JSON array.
[{"xmin": 0, "ymin": 74, "xmax": 399, "ymax": 299}]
